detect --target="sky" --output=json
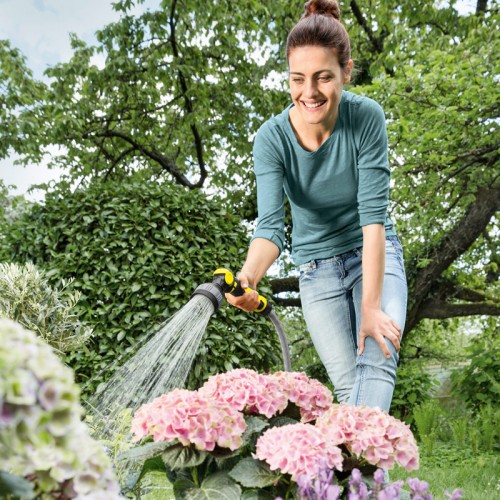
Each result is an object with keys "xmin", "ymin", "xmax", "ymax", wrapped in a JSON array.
[
  {"xmin": 0, "ymin": 0, "xmax": 478, "ymax": 200},
  {"xmin": 0, "ymin": 0, "xmax": 158, "ymax": 200}
]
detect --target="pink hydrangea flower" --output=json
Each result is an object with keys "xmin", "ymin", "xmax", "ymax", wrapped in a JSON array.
[
  {"xmin": 272, "ymin": 371, "xmax": 333, "ymax": 422},
  {"xmin": 198, "ymin": 368, "xmax": 289, "ymax": 418},
  {"xmin": 131, "ymin": 389, "xmax": 246, "ymax": 451},
  {"xmin": 315, "ymin": 404, "xmax": 419, "ymax": 471},
  {"xmin": 254, "ymin": 423, "xmax": 343, "ymax": 480}
]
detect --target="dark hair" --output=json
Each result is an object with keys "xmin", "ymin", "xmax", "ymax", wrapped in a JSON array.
[{"xmin": 286, "ymin": 0, "xmax": 351, "ymax": 70}]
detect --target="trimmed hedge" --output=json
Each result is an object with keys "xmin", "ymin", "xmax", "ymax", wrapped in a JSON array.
[{"xmin": 0, "ymin": 177, "xmax": 281, "ymax": 393}]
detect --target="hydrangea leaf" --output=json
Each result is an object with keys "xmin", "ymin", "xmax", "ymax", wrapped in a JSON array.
[
  {"xmin": 0, "ymin": 470, "xmax": 35, "ymax": 499},
  {"xmin": 242, "ymin": 416, "xmax": 269, "ymax": 443},
  {"xmin": 162, "ymin": 443, "xmax": 210, "ymax": 469},
  {"xmin": 229, "ymin": 457, "xmax": 279, "ymax": 489},
  {"xmin": 241, "ymin": 490, "xmax": 276, "ymax": 500},
  {"xmin": 117, "ymin": 439, "xmax": 178, "ymax": 462},
  {"xmin": 174, "ymin": 472, "xmax": 241, "ymax": 500}
]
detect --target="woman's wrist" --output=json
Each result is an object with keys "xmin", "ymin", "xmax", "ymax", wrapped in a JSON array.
[
  {"xmin": 239, "ymin": 267, "xmax": 257, "ymax": 288},
  {"xmin": 361, "ymin": 302, "xmax": 381, "ymax": 313}
]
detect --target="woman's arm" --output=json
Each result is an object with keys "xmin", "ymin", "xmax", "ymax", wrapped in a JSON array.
[
  {"xmin": 225, "ymin": 237, "xmax": 280, "ymax": 311},
  {"xmin": 358, "ymin": 223, "xmax": 401, "ymax": 357}
]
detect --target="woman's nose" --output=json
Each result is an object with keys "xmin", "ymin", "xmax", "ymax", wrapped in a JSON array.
[{"xmin": 303, "ymin": 79, "xmax": 318, "ymax": 97}]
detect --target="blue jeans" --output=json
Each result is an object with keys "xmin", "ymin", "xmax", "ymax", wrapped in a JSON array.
[{"xmin": 298, "ymin": 236, "xmax": 407, "ymax": 412}]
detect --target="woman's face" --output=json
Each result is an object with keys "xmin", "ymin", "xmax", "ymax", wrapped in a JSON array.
[{"xmin": 288, "ymin": 45, "xmax": 352, "ymax": 131}]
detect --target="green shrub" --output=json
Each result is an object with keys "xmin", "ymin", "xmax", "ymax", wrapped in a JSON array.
[
  {"xmin": 449, "ymin": 328, "xmax": 500, "ymax": 411},
  {"xmin": 0, "ymin": 262, "xmax": 91, "ymax": 353},
  {"xmin": 390, "ymin": 365, "xmax": 438, "ymax": 425},
  {"xmin": 0, "ymin": 177, "xmax": 281, "ymax": 393}
]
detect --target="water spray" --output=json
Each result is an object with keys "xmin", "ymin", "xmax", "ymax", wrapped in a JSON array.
[{"xmin": 85, "ymin": 267, "xmax": 291, "ymax": 451}]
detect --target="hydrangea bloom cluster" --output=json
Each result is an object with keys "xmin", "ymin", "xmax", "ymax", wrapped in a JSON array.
[
  {"xmin": 316, "ymin": 404, "xmax": 419, "ymax": 471},
  {"xmin": 198, "ymin": 368, "xmax": 289, "ymax": 418},
  {"xmin": 198, "ymin": 368, "xmax": 333, "ymax": 421},
  {"xmin": 272, "ymin": 370, "xmax": 333, "ymax": 422},
  {"xmin": 254, "ymin": 424, "xmax": 343, "ymax": 480},
  {"xmin": 131, "ymin": 388, "xmax": 246, "ymax": 451},
  {"xmin": 0, "ymin": 319, "xmax": 121, "ymax": 499}
]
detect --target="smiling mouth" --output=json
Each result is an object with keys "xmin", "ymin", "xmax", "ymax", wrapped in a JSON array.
[{"xmin": 301, "ymin": 100, "xmax": 326, "ymax": 109}]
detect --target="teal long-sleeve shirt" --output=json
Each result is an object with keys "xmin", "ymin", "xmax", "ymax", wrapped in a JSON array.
[{"xmin": 252, "ymin": 90, "xmax": 396, "ymax": 266}]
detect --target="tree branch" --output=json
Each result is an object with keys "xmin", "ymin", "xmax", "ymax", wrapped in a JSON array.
[
  {"xmin": 476, "ymin": 0, "xmax": 488, "ymax": 14},
  {"xmin": 349, "ymin": 0, "xmax": 384, "ymax": 53},
  {"xmin": 169, "ymin": 0, "xmax": 206, "ymax": 189},
  {"xmin": 432, "ymin": 278, "xmax": 499, "ymax": 304},
  {"xmin": 94, "ymin": 129, "xmax": 200, "ymax": 188},
  {"xmin": 273, "ymin": 297, "xmax": 301, "ymax": 308},
  {"xmin": 407, "ymin": 184, "xmax": 500, "ymax": 331},
  {"xmin": 418, "ymin": 300, "xmax": 500, "ymax": 320},
  {"xmin": 270, "ymin": 276, "xmax": 299, "ymax": 294}
]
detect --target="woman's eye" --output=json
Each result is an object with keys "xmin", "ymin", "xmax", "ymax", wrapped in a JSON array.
[
  {"xmin": 318, "ymin": 76, "xmax": 332, "ymax": 82},
  {"xmin": 292, "ymin": 79, "xmax": 304, "ymax": 84}
]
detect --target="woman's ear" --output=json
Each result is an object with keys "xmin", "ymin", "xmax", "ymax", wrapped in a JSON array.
[{"xmin": 344, "ymin": 59, "xmax": 354, "ymax": 84}]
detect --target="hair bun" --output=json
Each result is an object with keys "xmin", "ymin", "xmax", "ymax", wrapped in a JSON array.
[{"xmin": 303, "ymin": 0, "xmax": 341, "ymax": 21}]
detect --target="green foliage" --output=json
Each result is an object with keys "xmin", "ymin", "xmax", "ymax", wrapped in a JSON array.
[
  {"xmin": 0, "ymin": 262, "xmax": 92, "ymax": 353},
  {"xmin": 363, "ymin": 8, "xmax": 500, "ymax": 308},
  {"xmin": 1, "ymin": 0, "xmax": 499, "ymax": 336},
  {"xmin": 471, "ymin": 405, "xmax": 500, "ymax": 453},
  {"xmin": 399, "ymin": 318, "xmax": 467, "ymax": 364},
  {"xmin": 413, "ymin": 400, "xmax": 442, "ymax": 440},
  {"xmin": 0, "ymin": 1, "xmax": 294, "ymax": 201},
  {"xmin": 390, "ymin": 365, "xmax": 438, "ymax": 426},
  {"xmin": 449, "ymin": 328, "xmax": 500, "ymax": 410},
  {"xmin": 412, "ymin": 400, "xmax": 443, "ymax": 456},
  {"xmin": 393, "ymin": 396, "xmax": 500, "ymax": 499},
  {"xmin": 0, "ymin": 40, "xmax": 47, "ymax": 160},
  {"xmin": 0, "ymin": 471, "xmax": 35, "ymax": 500},
  {"xmin": 0, "ymin": 176, "xmax": 281, "ymax": 392}
]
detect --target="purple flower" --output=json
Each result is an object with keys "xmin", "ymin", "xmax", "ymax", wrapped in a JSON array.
[
  {"xmin": 297, "ymin": 459, "xmax": 341, "ymax": 500},
  {"xmin": 348, "ymin": 468, "xmax": 369, "ymax": 500},
  {"xmin": 351, "ymin": 468, "xmax": 362, "ymax": 484},
  {"xmin": 373, "ymin": 468, "xmax": 385, "ymax": 485},
  {"xmin": 297, "ymin": 474, "xmax": 314, "ymax": 498},
  {"xmin": 378, "ymin": 480, "xmax": 404, "ymax": 500},
  {"xmin": 445, "ymin": 489, "xmax": 463, "ymax": 500},
  {"xmin": 407, "ymin": 477, "xmax": 432, "ymax": 499}
]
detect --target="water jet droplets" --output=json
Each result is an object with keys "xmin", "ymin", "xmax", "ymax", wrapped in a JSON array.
[{"xmin": 85, "ymin": 295, "xmax": 215, "ymax": 442}]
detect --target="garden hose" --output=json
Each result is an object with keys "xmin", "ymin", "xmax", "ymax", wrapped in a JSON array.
[{"xmin": 212, "ymin": 268, "xmax": 292, "ymax": 371}]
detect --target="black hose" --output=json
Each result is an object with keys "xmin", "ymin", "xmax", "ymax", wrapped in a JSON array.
[{"xmin": 268, "ymin": 309, "xmax": 292, "ymax": 372}]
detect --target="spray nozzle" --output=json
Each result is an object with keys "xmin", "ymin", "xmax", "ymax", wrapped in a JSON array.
[
  {"xmin": 191, "ymin": 283, "xmax": 224, "ymax": 313},
  {"xmin": 212, "ymin": 268, "xmax": 272, "ymax": 316}
]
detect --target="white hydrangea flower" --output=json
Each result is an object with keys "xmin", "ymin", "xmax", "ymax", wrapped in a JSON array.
[{"xmin": 0, "ymin": 319, "xmax": 122, "ymax": 499}]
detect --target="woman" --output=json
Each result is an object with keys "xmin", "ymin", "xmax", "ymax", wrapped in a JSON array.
[{"xmin": 227, "ymin": 0, "xmax": 407, "ymax": 413}]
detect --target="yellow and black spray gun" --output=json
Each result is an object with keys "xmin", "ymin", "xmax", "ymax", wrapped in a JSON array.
[{"xmin": 192, "ymin": 268, "xmax": 291, "ymax": 371}]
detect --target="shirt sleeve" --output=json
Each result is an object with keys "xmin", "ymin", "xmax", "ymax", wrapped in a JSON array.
[
  {"xmin": 251, "ymin": 123, "xmax": 285, "ymax": 254},
  {"xmin": 356, "ymin": 98, "xmax": 391, "ymax": 226}
]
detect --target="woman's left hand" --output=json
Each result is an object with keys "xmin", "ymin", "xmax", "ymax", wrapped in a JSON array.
[{"xmin": 358, "ymin": 307, "xmax": 401, "ymax": 358}]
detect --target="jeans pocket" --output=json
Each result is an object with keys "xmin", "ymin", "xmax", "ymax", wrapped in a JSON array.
[{"xmin": 299, "ymin": 260, "xmax": 321, "ymax": 286}]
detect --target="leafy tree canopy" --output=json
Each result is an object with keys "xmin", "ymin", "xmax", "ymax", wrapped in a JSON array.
[{"xmin": 0, "ymin": 0, "xmax": 498, "ymax": 338}]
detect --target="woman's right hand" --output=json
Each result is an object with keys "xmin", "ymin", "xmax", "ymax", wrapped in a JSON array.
[{"xmin": 224, "ymin": 271, "xmax": 261, "ymax": 312}]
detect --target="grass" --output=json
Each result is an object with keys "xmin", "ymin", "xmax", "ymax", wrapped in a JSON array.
[{"xmin": 391, "ymin": 447, "xmax": 500, "ymax": 499}]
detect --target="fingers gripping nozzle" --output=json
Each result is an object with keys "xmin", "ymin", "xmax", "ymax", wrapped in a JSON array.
[{"xmin": 212, "ymin": 268, "xmax": 272, "ymax": 315}]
